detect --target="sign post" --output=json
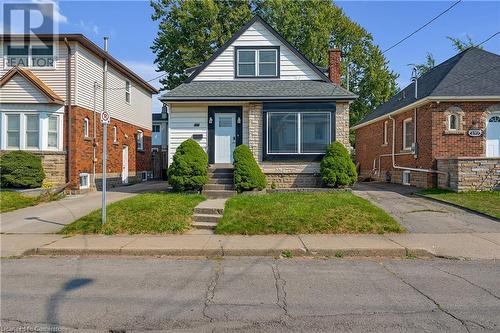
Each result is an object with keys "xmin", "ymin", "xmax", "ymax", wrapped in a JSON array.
[{"xmin": 101, "ymin": 110, "xmax": 110, "ymax": 225}]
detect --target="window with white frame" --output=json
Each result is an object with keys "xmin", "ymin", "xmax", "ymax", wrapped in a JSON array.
[
  {"xmin": 125, "ymin": 81, "xmax": 131, "ymax": 103},
  {"xmin": 83, "ymin": 118, "xmax": 89, "ymax": 137},
  {"xmin": 267, "ymin": 112, "xmax": 331, "ymax": 154},
  {"xmin": 383, "ymin": 120, "xmax": 388, "ymax": 145},
  {"xmin": 47, "ymin": 115, "xmax": 58, "ymax": 148},
  {"xmin": 136, "ymin": 130, "xmax": 144, "ymax": 150},
  {"xmin": 79, "ymin": 173, "xmax": 90, "ymax": 189},
  {"xmin": 448, "ymin": 114, "xmax": 458, "ymax": 131},
  {"xmin": 25, "ymin": 115, "xmax": 39, "ymax": 149},
  {"xmin": 2, "ymin": 112, "xmax": 62, "ymax": 151},
  {"xmin": 5, "ymin": 43, "xmax": 54, "ymax": 68},
  {"xmin": 113, "ymin": 126, "xmax": 118, "ymax": 143},
  {"xmin": 236, "ymin": 47, "xmax": 278, "ymax": 78},
  {"xmin": 403, "ymin": 118, "xmax": 414, "ymax": 150},
  {"xmin": 6, "ymin": 114, "xmax": 20, "ymax": 148}
]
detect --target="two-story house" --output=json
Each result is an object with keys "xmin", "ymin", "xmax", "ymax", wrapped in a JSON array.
[
  {"xmin": 160, "ymin": 16, "xmax": 357, "ymax": 187},
  {"xmin": 0, "ymin": 34, "xmax": 158, "ymax": 192}
]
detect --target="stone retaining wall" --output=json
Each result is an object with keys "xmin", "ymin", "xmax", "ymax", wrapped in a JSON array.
[{"xmin": 437, "ymin": 157, "xmax": 500, "ymax": 192}]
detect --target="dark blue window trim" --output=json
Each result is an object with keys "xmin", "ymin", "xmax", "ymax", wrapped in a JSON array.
[{"xmin": 262, "ymin": 102, "xmax": 336, "ymax": 161}]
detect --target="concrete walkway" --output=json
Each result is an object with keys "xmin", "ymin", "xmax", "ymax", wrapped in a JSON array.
[
  {"xmin": 0, "ymin": 181, "xmax": 169, "ymax": 234},
  {"xmin": 3, "ymin": 232, "xmax": 499, "ymax": 260},
  {"xmin": 353, "ymin": 182, "xmax": 500, "ymax": 233}
]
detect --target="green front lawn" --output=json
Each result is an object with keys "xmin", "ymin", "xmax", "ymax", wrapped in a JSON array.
[
  {"xmin": 215, "ymin": 192, "xmax": 404, "ymax": 235},
  {"xmin": 0, "ymin": 191, "xmax": 62, "ymax": 213},
  {"xmin": 419, "ymin": 189, "xmax": 500, "ymax": 219},
  {"xmin": 60, "ymin": 193, "xmax": 205, "ymax": 235}
]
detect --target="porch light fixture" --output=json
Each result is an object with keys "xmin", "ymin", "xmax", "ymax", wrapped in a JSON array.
[
  {"xmin": 209, "ymin": 117, "xmax": 213, "ymax": 124},
  {"xmin": 237, "ymin": 116, "xmax": 241, "ymax": 124}
]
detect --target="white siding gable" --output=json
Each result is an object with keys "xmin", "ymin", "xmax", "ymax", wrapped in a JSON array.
[
  {"xmin": 0, "ymin": 75, "xmax": 50, "ymax": 103},
  {"xmin": 75, "ymin": 44, "xmax": 153, "ymax": 130},
  {"xmin": 193, "ymin": 21, "xmax": 322, "ymax": 81}
]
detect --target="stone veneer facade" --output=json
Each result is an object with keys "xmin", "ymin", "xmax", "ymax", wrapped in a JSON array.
[
  {"xmin": 246, "ymin": 101, "xmax": 351, "ymax": 188},
  {"xmin": 437, "ymin": 157, "xmax": 500, "ymax": 191}
]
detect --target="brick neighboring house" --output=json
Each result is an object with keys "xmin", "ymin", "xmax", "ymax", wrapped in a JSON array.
[
  {"xmin": 353, "ymin": 48, "xmax": 500, "ymax": 191},
  {"xmin": 160, "ymin": 16, "xmax": 357, "ymax": 188},
  {"xmin": 0, "ymin": 34, "xmax": 158, "ymax": 192}
]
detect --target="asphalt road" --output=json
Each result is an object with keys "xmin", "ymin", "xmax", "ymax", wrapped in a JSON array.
[{"xmin": 1, "ymin": 257, "xmax": 499, "ymax": 332}]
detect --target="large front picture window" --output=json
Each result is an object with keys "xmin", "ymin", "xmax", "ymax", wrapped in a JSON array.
[{"xmin": 267, "ymin": 112, "xmax": 331, "ymax": 154}]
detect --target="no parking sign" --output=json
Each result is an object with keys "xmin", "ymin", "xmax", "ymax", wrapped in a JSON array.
[{"xmin": 100, "ymin": 111, "xmax": 110, "ymax": 124}]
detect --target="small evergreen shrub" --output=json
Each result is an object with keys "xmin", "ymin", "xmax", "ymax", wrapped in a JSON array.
[
  {"xmin": 233, "ymin": 144, "xmax": 267, "ymax": 192},
  {"xmin": 320, "ymin": 141, "xmax": 357, "ymax": 187},
  {"xmin": 0, "ymin": 151, "xmax": 45, "ymax": 188},
  {"xmin": 167, "ymin": 139, "xmax": 208, "ymax": 191}
]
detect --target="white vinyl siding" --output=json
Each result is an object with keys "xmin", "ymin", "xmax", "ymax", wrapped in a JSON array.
[
  {"xmin": 168, "ymin": 105, "xmax": 208, "ymax": 165},
  {"xmin": 0, "ymin": 41, "xmax": 76, "ymax": 101},
  {"xmin": 193, "ymin": 21, "xmax": 321, "ymax": 81},
  {"xmin": 74, "ymin": 45, "xmax": 152, "ymax": 130},
  {"xmin": 0, "ymin": 75, "xmax": 50, "ymax": 103}
]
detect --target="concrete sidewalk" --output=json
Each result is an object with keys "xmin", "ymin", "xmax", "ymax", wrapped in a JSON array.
[
  {"xmin": 3, "ymin": 232, "xmax": 499, "ymax": 260},
  {"xmin": 0, "ymin": 181, "xmax": 169, "ymax": 234}
]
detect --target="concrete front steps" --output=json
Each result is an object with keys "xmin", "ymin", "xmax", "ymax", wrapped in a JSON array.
[
  {"xmin": 192, "ymin": 198, "xmax": 227, "ymax": 232},
  {"xmin": 191, "ymin": 165, "xmax": 237, "ymax": 232},
  {"xmin": 202, "ymin": 165, "xmax": 237, "ymax": 199}
]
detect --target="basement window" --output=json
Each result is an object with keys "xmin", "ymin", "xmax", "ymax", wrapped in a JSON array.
[
  {"xmin": 402, "ymin": 170, "xmax": 411, "ymax": 186},
  {"xmin": 79, "ymin": 173, "xmax": 90, "ymax": 189}
]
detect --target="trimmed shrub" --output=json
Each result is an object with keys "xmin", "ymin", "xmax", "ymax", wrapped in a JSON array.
[
  {"xmin": 233, "ymin": 144, "xmax": 267, "ymax": 192},
  {"xmin": 167, "ymin": 139, "xmax": 208, "ymax": 191},
  {"xmin": 320, "ymin": 141, "xmax": 357, "ymax": 187},
  {"xmin": 0, "ymin": 151, "xmax": 45, "ymax": 188}
]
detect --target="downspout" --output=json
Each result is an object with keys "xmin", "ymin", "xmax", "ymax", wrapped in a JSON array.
[
  {"xmin": 388, "ymin": 115, "xmax": 448, "ymax": 178},
  {"xmin": 92, "ymin": 82, "xmax": 98, "ymax": 189},
  {"xmin": 64, "ymin": 38, "xmax": 72, "ymax": 187}
]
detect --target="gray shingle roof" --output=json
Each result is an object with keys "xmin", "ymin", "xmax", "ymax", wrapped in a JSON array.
[
  {"xmin": 160, "ymin": 80, "xmax": 357, "ymax": 101},
  {"xmin": 355, "ymin": 47, "xmax": 500, "ymax": 127}
]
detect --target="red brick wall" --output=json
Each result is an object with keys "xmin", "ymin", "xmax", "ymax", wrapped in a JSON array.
[
  {"xmin": 65, "ymin": 106, "xmax": 151, "ymax": 189},
  {"xmin": 354, "ymin": 101, "xmax": 499, "ymax": 188}
]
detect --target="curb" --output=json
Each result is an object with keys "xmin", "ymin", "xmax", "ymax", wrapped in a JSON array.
[
  {"xmin": 414, "ymin": 193, "xmax": 500, "ymax": 222},
  {"xmin": 29, "ymin": 246, "xmax": 434, "ymax": 258}
]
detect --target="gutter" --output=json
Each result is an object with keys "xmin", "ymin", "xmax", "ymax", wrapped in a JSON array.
[
  {"xmin": 64, "ymin": 38, "xmax": 72, "ymax": 187},
  {"xmin": 352, "ymin": 95, "xmax": 500, "ymax": 130}
]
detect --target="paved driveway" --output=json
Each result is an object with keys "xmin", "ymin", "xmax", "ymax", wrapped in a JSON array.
[
  {"xmin": 0, "ymin": 181, "xmax": 169, "ymax": 234},
  {"xmin": 353, "ymin": 182, "xmax": 500, "ymax": 233}
]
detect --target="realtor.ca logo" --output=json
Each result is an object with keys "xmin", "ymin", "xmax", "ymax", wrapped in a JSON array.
[{"xmin": 3, "ymin": 2, "xmax": 58, "ymax": 68}]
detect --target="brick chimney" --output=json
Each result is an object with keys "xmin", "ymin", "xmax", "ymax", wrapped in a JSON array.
[{"xmin": 328, "ymin": 48, "xmax": 341, "ymax": 85}]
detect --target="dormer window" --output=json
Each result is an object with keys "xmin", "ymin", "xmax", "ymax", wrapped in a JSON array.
[{"xmin": 235, "ymin": 47, "xmax": 279, "ymax": 78}]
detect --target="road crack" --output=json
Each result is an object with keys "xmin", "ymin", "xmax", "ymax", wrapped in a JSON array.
[
  {"xmin": 202, "ymin": 259, "xmax": 222, "ymax": 322},
  {"xmin": 379, "ymin": 262, "xmax": 486, "ymax": 333},
  {"xmin": 271, "ymin": 261, "xmax": 289, "ymax": 320}
]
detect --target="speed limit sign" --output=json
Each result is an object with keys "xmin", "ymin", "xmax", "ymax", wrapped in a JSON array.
[{"xmin": 100, "ymin": 111, "xmax": 110, "ymax": 124}]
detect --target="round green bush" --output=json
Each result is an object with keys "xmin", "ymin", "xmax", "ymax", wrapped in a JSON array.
[
  {"xmin": 0, "ymin": 151, "xmax": 45, "ymax": 188},
  {"xmin": 167, "ymin": 139, "xmax": 208, "ymax": 191},
  {"xmin": 320, "ymin": 141, "xmax": 357, "ymax": 187},
  {"xmin": 233, "ymin": 144, "xmax": 266, "ymax": 192}
]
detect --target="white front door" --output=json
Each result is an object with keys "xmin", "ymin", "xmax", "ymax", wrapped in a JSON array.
[
  {"xmin": 486, "ymin": 114, "xmax": 500, "ymax": 157},
  {"xmin": 215, "ymin": 113, "xmax": 236, "ymax": 163},
  {"xmin": 122, "ymin": 146, "xmax": 129, "ymax": 184}
]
